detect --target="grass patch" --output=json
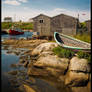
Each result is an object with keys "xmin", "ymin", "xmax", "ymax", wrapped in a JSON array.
[
  {"xmin": 53, "ymin": 46, "xmax": 91, "ymax": 64},
  {"xmin": 1, "ymin": 22, "xmax": 33, "ymax": 30},
  {"xmin": 73, "ymin": 33, "xmax": 91, "ymax": 43},
  {"xmin": 77, "ymin": 51, "xmax": 91, "ymax": 64},
  {"xmin": 53, "ymin": 46, "xmax": 75, "ymax": 59}
]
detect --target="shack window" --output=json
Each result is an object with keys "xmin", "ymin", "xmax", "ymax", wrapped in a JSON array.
[{"xmin": 39, "ymin": 19, "xmax": 43, "ymax": 23}]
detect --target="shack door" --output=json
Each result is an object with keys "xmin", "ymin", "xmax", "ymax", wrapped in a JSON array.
[{"xmin": 38, "ymin": 19, "xmax": 44, "ymax": 36}]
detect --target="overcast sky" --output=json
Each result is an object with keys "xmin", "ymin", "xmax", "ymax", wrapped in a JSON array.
[{"xmin": 2, "ymin": 0, "xmax": 91, "ymax": 22}]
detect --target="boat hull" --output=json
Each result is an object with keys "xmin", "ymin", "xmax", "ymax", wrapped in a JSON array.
[
  {"xmin": 9, "ymin": 30, "xmax": 24, "ymax": 35},
  {"xmin": 54, "ymin": 32, "xmax": 91, "ymax": 53}
]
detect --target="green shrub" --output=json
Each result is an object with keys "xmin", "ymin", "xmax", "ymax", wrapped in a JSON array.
[
  {"xmin": 73, "ymin": 33, "xmax": 91, "ymax": 43},
  {"xmin": 80, "ymin": 22, "xmax": 86, "ymax": 29},
  {"xmin": 53, "ymin": 46, "xmax": 75, "ymax": 58},
  {"xmin": 77, "ymin": 51, "xmax": 91, "ymax": 63}
]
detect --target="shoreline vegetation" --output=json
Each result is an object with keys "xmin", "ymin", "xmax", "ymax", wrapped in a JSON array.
[
  {"xmin": 53, "ymin": 46, "xmax": 91, "ymax": 63},
  {"xmin": 2, "ymin": 38, "xmax": 91, "ymax": 92},
  {"xmin": 2, "ymin": 22, "xmax": 91, "ymax": 43},
  {"xmin": 1, "ymin": 21, "xmax": 91, "ymax": 92},
  {"xmin": 73, "ymin": 33, "xmax": 91, "ymax": 43},
  {"xmin": 1, "ymin": 22, "xmax": 33, "ymax": 30}
]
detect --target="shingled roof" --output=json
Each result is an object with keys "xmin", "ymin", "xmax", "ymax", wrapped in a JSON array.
[{"xmin": 32, "ymin": 14, "xmax": 51, "ymax": 19}]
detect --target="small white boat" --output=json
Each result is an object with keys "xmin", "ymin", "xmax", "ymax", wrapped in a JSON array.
[{"xmin": 54, "ymin": 32, "xmax": 91, "ymax": 53}]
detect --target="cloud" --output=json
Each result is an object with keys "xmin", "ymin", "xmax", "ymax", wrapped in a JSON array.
[
  {"xmin": 45, "ymin": 8, "xmax": 91, "ymax": 22},
  {"xmin": 18, "ymin": 0, "xmax": 28, "ymax": 3},
  {"xmin": 53, "ymin": 8, "xmax": 66, "ymax": 12},
  {"xmin": 3, "ymin": 0, "xmax": 21, "ymax": 6},
  {"xmin": 23, "ymin": 7, "xmax": 30, "ymax": 10},
  {"xmin": 2, "ymin": 7, "xmax": 90, "ymax": 22},
  {"xmin": 3, "ymin": 0, "xmax": 28, "ymax": 6}
]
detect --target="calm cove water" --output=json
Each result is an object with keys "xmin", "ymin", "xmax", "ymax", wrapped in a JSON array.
[
  {"xmin": 1, "ymin": 33, "xmax": 72, "ymax": 92},
  {"xmin": 1, "ymin": 49, "xmax": 20, "ymax": 92},
  {"xmin": 2, "ymin": 32, "xmax": 33, "ymax": 92},
  {"xmin": 2, "ymin": 31, "xmax": 33, "ymax": 39}
]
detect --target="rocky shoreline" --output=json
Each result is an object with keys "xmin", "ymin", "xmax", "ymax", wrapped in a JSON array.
[{"xmin": 2, "ymin": 39, "xmax": 91, "ymax": 92}]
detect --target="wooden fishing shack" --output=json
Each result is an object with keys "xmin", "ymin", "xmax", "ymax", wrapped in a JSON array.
[{"xmin": 33, "ymin": 14, "xmax": 78, "ymax": 39}]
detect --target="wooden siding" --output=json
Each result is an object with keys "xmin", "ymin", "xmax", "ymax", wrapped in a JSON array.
[
  {"xmin": 33, "ymin": 14, "xmax": 51, "ymax": 36},
  {"xmin": 51, "ymin": 14, "xmax": 77, "ymax": 36},
  {"xmin": 33, "ymin": 14, "xmax": 78, "ymax": 36}
]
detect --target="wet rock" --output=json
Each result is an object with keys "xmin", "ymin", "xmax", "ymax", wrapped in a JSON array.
[
  {"xmin": 27, "ymin": 62, "xmax": 33, "ymax": 68},
  {"xmin": 64, "ymin": 57, "xmax": 91, "ymax": 87},
  {"xmin": 10, "ymin": 64, "xmax": 18, "ymax": 68},
  {"xmin": 39, "ymin": 51, "xmax": 54, "ymax": 57},
  {"xmin": 71, "ymin": 81, "xmax": 91, "ymax": 92},
  {"xmin": 65, "ymin": 71, "xmax": 89, "ymax": 87},
  {"xmin": 31, "ymin": 56, "xmax": 39, "ymax": 61},
  {"xmin": 33, "ymin": 55, "xmax": 69, "ymax": 74},
  {"xmin": 6, "ymin": 50, "xmax": 12, "ymax": 54},
  {"xmin": 46, "ymin": 67, "xmax": 65, "ymax": 77},
  {"xmin": 31, "ymin": 42, "xmax": 58, "ymax": 56},
  {"xmin": 27, "ymin": 66, "xmax": 50, "ymax": 76},
  {"xmin": 69, "ymin": 57, "xmax": 91, "ymax": 73},
  {"xmin": 19, "ymin": 55, "xmax": 26, "ymax": 59},
  {"xmin": 23, "ymin": 50, "xmax": 32, "ymax": 55},
  {"xmin": 58, "ymin": 75, "xmax": 66, "ymax": 82},
  {"xmin": 22, "ymin": 84, "xmax": 37, "ymax": 92},
  {"xmin": 13, "ymin": 51, "xmax": 20, "ymax": 55},
  {"xmin": 28, "ymin": 77, "xmax": 36, "ymax": 84},
  {"xmin": 25, "ymin": 77, "xmax": 36, "ymax": 84},
  {"xmin": 8, "ymin": 70, "xmax": 18, "ymax": 75},
  {"xmin": 19, "ymin": 59, "xmax": 26, "ymax": 64},
  {"xmin": 3, "ymin": 45, "xmax": 9, "ymax": 50},
  {"xmin": 24, "ymin": 61, "xmax": 29, "ymax": 68},
  {"xmin": 27, "ymin": 55, "xmax": 69, "ymax": 77},
  {"xmin": 9, "ymin": 79, "xmax": 20, "ymax": 87}
]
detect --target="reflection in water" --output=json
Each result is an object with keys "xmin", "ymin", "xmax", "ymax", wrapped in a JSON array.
[
  {"xmin": 1, "ymin": 32, "xmax": 33, "ymax": 40},
  {"xmin": 1, "ymin": 49, "xmax": 20, "ymax": 92},
  {"xmin": 2, "ymin": 74, "xmax": 17, "ymax": 92},
  {"xmin": 2, "ymin": 46, "xmax": 72, "ymax": 92},
  {"xmin": 2, "ymin": 50, "xmax": 19, "ymax": 72}
]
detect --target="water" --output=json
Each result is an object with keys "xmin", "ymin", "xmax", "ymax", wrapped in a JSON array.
[
  {"xmin": 2, "ymin": 31, "xmax": 33, "ymax": 40},
  {"xmin": 1, "ymin": 49, "xmax": 59, "ymax": 92},
  {"xmin": 1, "ymin": 50, "xmax": 19, "ymax": 72},
  {"xmin": 1, "ymin": 33, "xmax": 72, "ymax": 92},
  {"xmin": 1, "ymin": 49, "xmax": 72, "ymax": 92},
  {"xmin": 1, "ymin": 49, "xmax": 20, "ymax": 92},
  {"xmin": 1, "ymin": 32, "xmax": 32, "ymax": 92}
]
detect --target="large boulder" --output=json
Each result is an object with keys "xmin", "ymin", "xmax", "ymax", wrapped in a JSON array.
[
  {"xmin": 39, "ymin": 51, "xmax": 54, "ymax": 57},
  {"xmin": 65, "ymin": 71, "xmax": 89, "ymax": 87},
  {"xmin": 46, "ymin": 67, "xmax": 65, "ymax": 77},
  {"xmin": 23, "ymin": 61, "xmax": 29, "ymax": 68},
  {"xmin": 65, "ymin": 57, "xmax": 90, "ymax": 87},
  {"xmin": 31, "ymin": 42, "xmax": 58, "ymax": 56},
  {"xmin": 33, "ymin": 55, "xmax": 69, "ymax": 74},
  {"xmin": 20, "ymin": 84, "xmax": 37, "ymax": 92},
  {"xmin": 8, "ymin": 70, "xmax": 18, "ymax": 75},
  {"xmin": 71, "ymin": 81, "xmax": 91, "ymax": 92},
  {"xmin": 27, "ymin": 66, "xmax": 51, "ymax": 76},
  {"xmin": 69, "ymin": 57, "xmax": 90, "ymax": 73}
]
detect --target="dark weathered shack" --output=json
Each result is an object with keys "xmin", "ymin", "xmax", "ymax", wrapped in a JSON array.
[
  {"xmin": 33, "ymin": 14, "xmax": 51, "ymax": 36},
  {"xmin": 33, "ymin": 14, "xmax": 78, "ymax": 36},
  {"xmin": 51, "ymin": 14, "xmax": 78, "ymax": 36}
]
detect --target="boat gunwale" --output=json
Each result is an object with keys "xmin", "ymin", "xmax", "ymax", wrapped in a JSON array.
[
  {"xmin": 54, "ymin": 32, "xmax": 91, "ymax": 50},
  {"xmin": 57, "ymin": 32, "xmax": 90, "ymax": 45}
]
